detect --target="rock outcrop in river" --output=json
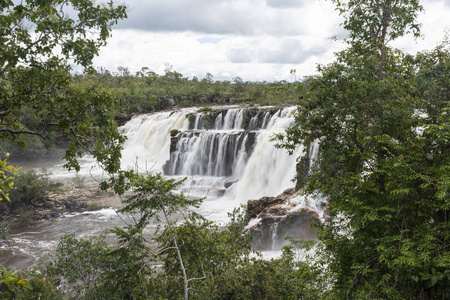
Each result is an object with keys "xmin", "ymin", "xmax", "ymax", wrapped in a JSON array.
[{"xmin": 247, "ymin": 188, "xmax": 321, "ymax": 251}]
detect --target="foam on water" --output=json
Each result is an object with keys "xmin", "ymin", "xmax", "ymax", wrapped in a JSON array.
[{"xmin": 2, "ymin": 106, "xmax": 310, "ymax": 269}]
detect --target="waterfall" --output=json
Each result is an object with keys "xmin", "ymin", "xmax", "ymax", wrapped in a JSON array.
[
  {"xmin": 230, "ymin": 107, "xmax": 304, "ymax": 201},
  {"xmin": 120, "ymin": 110, "xmax": 188, "ymax": 172},
  {"xmin": 118, "ymin": 106, "xmax": 303, "ymax": 223},
  {"xmin": 271, "ymin": 223, "xmax": 279, "ymax": 251}
]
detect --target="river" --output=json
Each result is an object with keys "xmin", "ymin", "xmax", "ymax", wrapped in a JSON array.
[{"xmin": 1, "ymin": 106, "xmax": 304, "ymax": 270}]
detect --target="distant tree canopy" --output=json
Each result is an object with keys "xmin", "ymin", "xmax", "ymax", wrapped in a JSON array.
[{"xmin": 72, "ymin": 66, "xmax": 303, "ymax": 121}]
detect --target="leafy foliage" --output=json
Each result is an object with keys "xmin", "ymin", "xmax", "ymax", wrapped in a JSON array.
[
  {"xmin": 75, "ymin": 66, "xmax": 303, "ymax": 121},
  {"xmin": 0, "ymin": 153, "xmax": 18, "ymax": 201},
  {"xmin": 45, "ymin": 171, "xmax": 327, "ymax": 299},
  {"xmin": 0, "ymin": 169, "xmax": 63, "ymax": 214},
  {"xmin": 0, "ymin": 266, "xmax": 32, "ymax": 299},
  {"xmin": 0, "ymin": 0, "xmax": 127, "ymax": 175},
  {"xmin": 47, "ymin": 233, "xmax": 146, "ymax": 299},
  {"xmin": 275, "ymin": 0, "xmax": 450, "ymax": 298},
  {"xmin": 14, "ymin": 269, "xmax": 63, "ymax": 300}
]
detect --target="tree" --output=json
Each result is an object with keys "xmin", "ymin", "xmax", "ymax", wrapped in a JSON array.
[
  {"xmin": 275, "ymin": 0, "xmax": 450, "ymax": 298},
  {"xmin": 334, "ymin": 0, "xmax": 422, "ymax": 79},
  {"xmin": 113, "ymin": 172, "xmax": 204, "ymax": 300},
  {"xmin": 0, "ymin": 0, "xmax": 127, "ymax": 293},
  {"xmin": 47, "ymin": 172, "xmax": 250, "ymax": 299},
  {"xmin": 0, "ymin": 0, "xmax": 127, "ymax": 174}
]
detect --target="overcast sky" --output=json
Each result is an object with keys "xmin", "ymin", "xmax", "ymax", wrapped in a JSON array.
[{"xmin": 92, "ymin": 0, "xmax": 450, "ymax": 82}]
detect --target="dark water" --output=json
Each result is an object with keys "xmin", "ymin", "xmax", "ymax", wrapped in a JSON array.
[{"xmin": 0, "ymin": 209, "xmax": 157, "ymax": 270}]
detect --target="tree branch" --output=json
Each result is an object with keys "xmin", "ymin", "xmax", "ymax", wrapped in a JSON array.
[
  {"xmin": 0, "ymin": 127, "xmax": 44, "ymax": 138},
  {"xmin": 0, "ymin": 109, "xmax": 11, "ymax": 116}
]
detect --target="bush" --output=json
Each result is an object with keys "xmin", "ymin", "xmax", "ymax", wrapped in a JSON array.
[
  {"xmin": 17, "ymin": 209, "xmax": 35, "ymax": 227},
  {"xmin": 0, "ymin": 222, "xmax": 10, "ymax": 244},
  {"xmin": 15, "ymin": 269, "xmax": 63, "ymax": 300},
  {"xmin": 7, "ymin": 170, "xmax": 63, "ymax": 212},
  {"xmin": 71, "ymin": 174, "xmax": 86, "ymax": 189}
]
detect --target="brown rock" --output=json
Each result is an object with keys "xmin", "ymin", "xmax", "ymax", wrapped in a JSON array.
[
  {"xmin": 247, "ymin": 188, "xmax": 320, "ymax": 251},
  {"xmin": 169, "ymin": 136, "xmax": 178, "ymax": 153}
]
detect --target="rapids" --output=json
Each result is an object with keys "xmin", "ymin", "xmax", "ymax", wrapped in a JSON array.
[{"xmin": 1, "ymin": 105, "xmax": 305, "ymax": 269}]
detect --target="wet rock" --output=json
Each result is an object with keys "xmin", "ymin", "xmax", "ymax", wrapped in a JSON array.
[
  {"xmin": 216, "ymin": 188, "xmax": 226, "ymax": 198},
  {"xmin": 1, "ymin": 185, "xmax": 120, "ymax": 228},
  {"xmin": 247, "ymin": 188, "xmax": 320, "ymax": 251},
  {"xmin": 169, "ymin": 136, "xmax": 178, "ymax": 154},
  {"xmin": 296, "ymin": 155, "xmax": 310, "ymax": 190},
  {"xmin": 224, "ymin": 179, "xmax": 237, "ymax": 189}
]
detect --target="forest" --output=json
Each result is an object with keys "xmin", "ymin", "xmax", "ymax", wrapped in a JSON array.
[{"xmin": 1, "ymin": 0, "xmax": 450, "ymax": 299}]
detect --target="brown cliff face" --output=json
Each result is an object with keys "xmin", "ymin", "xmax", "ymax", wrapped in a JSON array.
[{"xmin": 247, "ymin": 188, "xmax": 320, "ymax": 251}]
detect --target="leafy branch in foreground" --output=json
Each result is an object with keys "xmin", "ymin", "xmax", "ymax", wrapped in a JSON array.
[
  {"xmin": 275, "ymin": 0, "xmax": 450, "ymax": 298},
  {"xmin": 0, "ymin": 266, "xmax": 32, "ymax": 299}
]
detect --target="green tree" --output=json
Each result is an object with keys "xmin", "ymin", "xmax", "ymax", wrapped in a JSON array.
[
  {"xmin": 114, "ymin": 172, "xmax": 203, "ymax": 300},
  {"xmin": 276, "ymin": 0, "xmax": 450, "ymax": 298},
  {"xmin": 0, "ymin": 0, "xmax": 127, "ymax": 175},
  {"xmin": 0, "ymin": 0, "xmax": 127, "ymax": 293},
  {"xmin": 47, "ymin": 233, "xmax": 144, "ymax": 299}
]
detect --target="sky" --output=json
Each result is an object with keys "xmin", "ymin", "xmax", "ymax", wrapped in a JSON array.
[{"xmin": 92, "ymin": 0, "xmax": 450, "ymax": 82}]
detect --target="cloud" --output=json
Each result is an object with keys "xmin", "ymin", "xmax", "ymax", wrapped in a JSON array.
[
  {"xmin": 93, "ymin": 30, "xmax": 328, "ymax": 82},
  {"xmin": 259, "ymin": 38, "xmax": 325, "ymax": 64},
  {"xmin": 92, "ymin": 0, "xmax": 449, "ymax": 83},
  {"xmin": 227, "ymin": 47, "xmax": 255, "ymax": 63},
  {"xmin": 265, "ymin": 0, "xmax": 307, "ymax": 8},
  {"xmin": 114, "ymin": 0, "xmax": 327, "ymax": 36}
]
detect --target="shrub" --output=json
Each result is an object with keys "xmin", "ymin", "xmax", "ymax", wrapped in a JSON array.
[
  {"xmin": 15, "ymin": 269, "xmax": 63, "ymax": 300},
  {"xmin": 17, "ymin": 210, "xmax": 35, "ymax": 227},
  {"xmin": 169, "ymin": 129, "xmax": 180, "ymax": 137},
  {"xmin": 0, "ymin": 222, "xmax": 10, "ymax": 244},
  {"xmin": 197, "ymin": 106, "xmax": 212, "ymax": 113},
  {"xmin": 8, "ymin": 170, "xmax": 63, "ymax": 212},
  {"xmin": 71, "ymin": 174, "xmax": 86, "ymax": 189}
]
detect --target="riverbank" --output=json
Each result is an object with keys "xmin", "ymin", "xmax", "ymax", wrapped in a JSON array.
[{"xmin": 1, "ymin": 185, "xmax": 122, "ymax": 229}]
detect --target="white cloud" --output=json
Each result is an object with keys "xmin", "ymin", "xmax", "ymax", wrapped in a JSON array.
[
  {"xmin": 93, "ymin": 0, "xmax": 450, "ymax": 82},
  {"xmin": 115, "ymin": 0, "xmax": 334, "ymax": 36},
  {"xmin": 266, "ymin": 0, "xmax": 307, "ymax": 8}
]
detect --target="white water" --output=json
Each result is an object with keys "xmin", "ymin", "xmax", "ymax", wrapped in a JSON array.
[
  {"xmin": 2, "ymin": 106, "xmax": 310, "ymax": 269},
  {"xmin": 230, "ymin": 107, "xmax": 304, "ymax": 202},
  {"xmin": 129, "ymin": 106, "xmax": 303, "ymax": 223},
  {"xmin": 43, "ymin": 106, "xmax": 304, "ymax": 223}
]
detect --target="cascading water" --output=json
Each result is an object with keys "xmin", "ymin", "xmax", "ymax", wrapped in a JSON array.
[
  {"xmin": 118, "ymin": 106, "xmax": 304, "ymax": 223},
  {"xmin": 55, "ymin": 105, "xmax": 304, "ymax": 222},
  {"xmin": 1, "ymin": 105, "xmax": 307, "ymax": 269},
  {"xmin": 271, "ymin": 223, "xmax": 279, "ymax": 251}
]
